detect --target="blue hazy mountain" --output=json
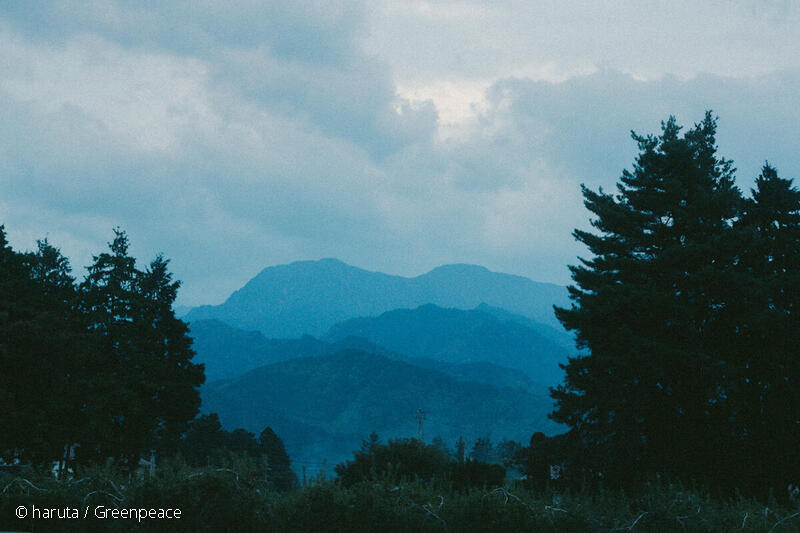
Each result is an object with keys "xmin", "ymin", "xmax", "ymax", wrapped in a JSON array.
[
  {"xmin": 201, "ymin": 349, "xmax": 562, "ymax": 474},
  {"xmin": 325, "ymin": 304, "xmax": 572, "ymax": 386},
  {"xmin": 188, "ymin": 319, "xmax": 330, "ymax": 381},
  {"xmin": 185, "ymin": 259, "xmax": 569, "ymax": 338},
  {"xmin": 189, "ymin": 317, "xmax": 552, "ymax": 393},
  {"xmin": 472, "ymin": 303, "xmax": 576, "ymax": 351}
]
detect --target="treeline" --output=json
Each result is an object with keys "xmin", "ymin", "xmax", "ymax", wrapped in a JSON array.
[
  {"xmin": 180, "ymin": 414, "xmax": 297, "ymax": 491},
  {"xmin": 551, "ymin": 112, "xmax": 800, "ymax": 498},
  {"xmin": 0, "ymin": 227, "xmax": 203, "ymax": 470},
  {"xmin": 334, "ymin": 434, "xmax": 518, "ymax": 491}
]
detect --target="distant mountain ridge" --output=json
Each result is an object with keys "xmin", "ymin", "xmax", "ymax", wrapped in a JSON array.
[
  {"xmin": 325, "ymin": 304, "xmax": 571, "ymax": 386},
  {"xmin": 201, "ymin": 349, "xmax": 562, "ymax": 474},
  {"xmin": 185, "ymin": 259, "xmax": 569, "ymax": 338},
  {"xmin": 189, "ymin": 315, "xmax": 555, "ymax": 393}
]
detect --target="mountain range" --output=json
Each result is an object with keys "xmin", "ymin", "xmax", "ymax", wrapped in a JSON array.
[
  {"xmin": 186, "ymin": 259, "xmax": 570, "ymax": 337},
  {"xmin": 201, "ymin": 349, "xmax": 562, "ymax": 473},
  {"xmin": 325, "ymin": 304, "xmax": 572, "ymax": 386},
  {"xmin": 189, "ymin": 313, "xmax": 556, "ymax": 393},
  {"xmin": 186, "ymin": 259, "xmax": 574, "ymax": 471}
]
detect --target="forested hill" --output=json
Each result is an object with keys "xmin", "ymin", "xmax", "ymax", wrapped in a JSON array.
[
  {"xmin": 189, "ymin": 317, "xmax": 550, "ymax": 393},
  {"xmin": 185, "ymin": 259, "xmax": 569, "ymax": 337},
  {"xmin": 325, "ymin": 304, "xmax": 572, "ymax": 386},
  {"xmin": 201, "ymin": 349, "xmax": 561, "ymax": 473}
]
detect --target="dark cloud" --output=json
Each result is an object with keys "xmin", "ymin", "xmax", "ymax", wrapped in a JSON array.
[{"xmin": 2, "ymin": 3, "xmax": 799, "ymax": 306}]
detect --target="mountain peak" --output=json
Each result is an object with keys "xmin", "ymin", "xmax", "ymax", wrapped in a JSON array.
[
  {"xmin": 186, "ymin": 258, "xmax": 569, "ymax": 337},
  {"xmin": 425, "ymin": 263, "xmax": 491, "ymax": 276}
]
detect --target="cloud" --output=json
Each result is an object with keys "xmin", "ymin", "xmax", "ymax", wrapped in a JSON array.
[
  {"xmin": 2, "ymin": 2, "xmax": 800, "ymax": 307},
  {"xmin": 367, "ymin": 1, "xmax": 800, "ymax": 84}
]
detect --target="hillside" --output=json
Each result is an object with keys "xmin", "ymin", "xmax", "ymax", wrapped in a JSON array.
[
  {"xmin": 190, "ymin": 317, "xmax": 553, "ymax": 391},
  {"xmin": 188, "ymin": 319, "xmax": 330, "ymax": 381},
  {"xmin": 185, "ymin": 259, "xmax": 569, "ymax": 337},
  {"xmin": 325, "ymin": 304, "xmax": 571, "ymax": 386},
  {"xmin": 201, "ymin": 349, "xmax": 562, "ymax": 473}
]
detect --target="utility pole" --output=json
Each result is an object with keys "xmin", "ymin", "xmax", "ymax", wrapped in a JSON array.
[{"xmin": 415, "ymin": 408, "xmax": 426, "ymax": 443}]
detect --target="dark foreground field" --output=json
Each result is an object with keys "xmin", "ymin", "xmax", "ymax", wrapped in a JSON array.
[{"xmin": 2, "ymin": 464, "xmax": 799, "ymax": 532}]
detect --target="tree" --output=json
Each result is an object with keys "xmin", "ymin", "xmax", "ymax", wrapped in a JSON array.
[
  {"xmin": 334, "ymin": 438, "xmax": 450, "ymax": 487},
  {"xmin": 180, "ymin": 414, "xmax": 228, "ymax": 466},
  {"xmin": 727, "ymin": 164, "xmax": 800, "ymax": 493},
  {"xmin": 469, "ymin": 436, "xmax": 494, "ymax": 463},
  {"xmin": 360, "ymin": 431, "xmax": 381, "ymax": 454},
  {"xmin": 259, "ymin": 427, "xmax": 297, "ymax": 490},
  {"xmin": 0, "ymin": 226, "xmax": 42, "ymax": 462},
  {"xmin": 136, "ymin": 255, "xmax": 204, "ymax": 453},
  {"xmin": 79, "ymin": 229, "xmax": 203, "ymax": 465},
  {"xmin": 78, "ymin": 228, "xmax": 142, "ymax": 463},
  {"xmin": 0, "ymin": 231, "xmax": 89, "ymax": 466},
  {"xmin": 0, "ymin": 226, "xmax": 203, "ymax": 469},
  {"xmin": 431, "ymin": 435, "xmax": 451, "ymax": 459},
  {"xmin": 22, "ymin": 239, "xmax": 94, "ymax": 472},
  {"xmin": 495, "ymin": 439, "xmax": 520, "ymax": 467},
  {"xmin": 552, "ymin": 113, "xmax": 745, "ymax": 487},
  {"xmin": 454, "ymin": 435, "xmax": 466, "ymax": 463}
]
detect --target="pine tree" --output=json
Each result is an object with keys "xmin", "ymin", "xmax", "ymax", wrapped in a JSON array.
[
  {"xmin": 455, "ymin": 435, "xmax": 466, "ymax": 463},
  {"xmin": 259, "ymin": 427, "xmax": 296, "ymax": 490},
  {"xmin": 469, "ymin": 436, "xmax": 494, "ymax": 463},
  {"xmin": 23, "ymin": 239, "xmax": 93, "ymax": 470},
  {"xmin": 79, "ymin": 229, "xmax": 203, "ymax": 465},
  {"xmin": 552, "ymin": 113, "xmax": 744, "ymax": 486},
  {"xmin": 0, "ymin": 231, "xmax": 88, "ymax": 465},
  {"xmin": 727, "ymin": 164, "xmax": 800, "ymax": 493},
  {"xmin": 137, "ymin": 255, "xmax": 204, "ymax": 453},
  {"xmin": 360, "ymin": 431, "xmax": 381, "ymax": 454},
  {"xmin": 79, "ymin": 228, "xmax": 145, "ymax": 464},
  {"xmin": 0, "ymin": 226, "xmax": 40, "ymax": 461}
]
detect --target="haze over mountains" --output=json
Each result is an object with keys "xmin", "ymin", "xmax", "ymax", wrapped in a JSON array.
[
  {"xmin": 190, "ymin": 302, "xmax": 572, "ymax": 386},
  {"xmin": 190, "ymin": 315, "xmax": 555, "ymax": 392},
  {"xmin": 186, "ymin": 259, "xmax": 570, "ymax": 337},
  {"xmin": 186, "ymin": 258, "xmax": 574, "ymax": 471},
  {"xmin": 326, "ymin": 304, "xmax": 571, "ymax": 386},
  {"xmin": 202, "ymin": 350, "xmax": 562, "ymax": 471}
]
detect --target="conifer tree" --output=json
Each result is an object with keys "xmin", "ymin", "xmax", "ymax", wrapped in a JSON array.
[
  {"xmin": 259, "ymin": 427, "xmax": 296, "ymax": 490},
  {"xmin": 0, "ymin": 226, "xmax": 40, "ymax": 461},
  {"xmin": 23, "ymin": 239, "xmax": 92, "ymax": 470},
  {"xmin": 79, "ymin": 229, "xmax": 203, "ymax": 465},
  {"xmin": 727, "ymin": 164, "xmax": 800, "ymax": 492},
  {"xmin": 0, "ymin": 231, "xmax": 87, "ymax": 465},
  {"xmin": 552, "ymin": 113, "xmax": 744, "ymax": 485},
  {"xmin": 79, "ymin": 228, "xmax": 144, "ymax": 463},
  {"xmin": 137, "ymin": 255, "xmax": 204, "ymax": 453}
]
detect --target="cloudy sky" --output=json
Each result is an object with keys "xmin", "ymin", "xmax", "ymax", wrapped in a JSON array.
[{"xmin": 3, "ymin": 1, "xmax": 800, "ymax": 306}]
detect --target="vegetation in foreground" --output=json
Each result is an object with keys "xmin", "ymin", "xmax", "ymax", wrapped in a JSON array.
[{"xmin": 2, "ymin": 462, "xmax": 800, "ymax": 532}]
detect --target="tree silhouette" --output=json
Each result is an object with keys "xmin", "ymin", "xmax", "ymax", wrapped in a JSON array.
[
  {"xmin": 77, "ymin": 229, "xmax": 203, "ymax": 466},
  {"xmin": 259, "ymin": 427, "xmax": 297, "ymax": 490},
  {"xmin": 552, "ymin": 112, "xmax": 768, "ymax": 489}
]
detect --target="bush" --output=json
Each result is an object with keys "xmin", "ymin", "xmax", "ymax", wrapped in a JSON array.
[
  {"xmin": 2, "ymin": 461, "xmax": 799, "ymax": 531},
  {"xmin": 451, "ymin": 460, "xmax": 506, "ymax": 492}
]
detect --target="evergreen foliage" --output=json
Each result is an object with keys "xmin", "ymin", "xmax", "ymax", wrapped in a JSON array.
[
  {"xmin": 335, "ymin": 436, "xmax": 511, "ymax": 492},
  {"xmin": 553, "ymin": 112, "xmax": 800, "ymax": 495},
  {"xmin": 179, "ymin": 414, "xmax": 297, "ymax": 490},
  {"xmin": 335, "ymin": 438, "xmax": 451, "ymax": 488},
  {"xmin": 259, "ymin": 426, "xmax": 297, "ymax": 491},
  {"xmin": 0, "ymin": 227, "xmax": 204, "ymax": 470}
]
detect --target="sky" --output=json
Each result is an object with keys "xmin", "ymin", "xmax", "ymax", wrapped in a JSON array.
[{"xmin": 2, "ymin": 1, "xmax": 800, "ymax": 306}]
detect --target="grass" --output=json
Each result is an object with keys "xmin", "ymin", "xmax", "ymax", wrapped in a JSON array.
[{"xmin": 1, "ymin": 460, "xmax": 799, "ymax": 532}]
